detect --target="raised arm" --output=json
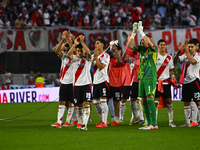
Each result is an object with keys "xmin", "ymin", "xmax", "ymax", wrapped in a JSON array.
[
  {"xmin": 174, "ymin": 39, "xmax": 189, "ymax": 63},
  {"xmin": 128, "ymin": 22, "xmax": 138, "ymax": 51},
  {"xmin": 54, "ymin": 31, "xmax": 67, "ymax": 58},
  {"xmin": 184, "ymin": 45, "xmax": 197, "ymax": 64},
  {"xmin": 112, "ymin": 44, "xmax": 123, "ymax": 64},
  {"xmin": 93, "ymin": 49, "xmax": 106, "ymax": 70},
  {"xmin": 138, "ymin": 21, "xmax": 154, "ymax": 48},
  {"xmin": 67, "ymin": 37, "xmax": 79, "ymax": 60},
  {"xmin": 65, "ymin": 30, "xmax": 74, "ymax": 48},
  {"xmin": 79, "ymin": 35, "xmax": 91, "ymax": 59}
]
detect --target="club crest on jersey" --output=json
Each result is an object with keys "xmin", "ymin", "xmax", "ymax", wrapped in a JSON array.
[{"xmin": 29, "ymin": 31, "xmax": 41, "ymax": 47}]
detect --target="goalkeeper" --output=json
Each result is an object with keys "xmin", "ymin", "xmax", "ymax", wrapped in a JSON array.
[{"xmin": 127, "ymin": 21, "xmax": 158, "ymax": 130}]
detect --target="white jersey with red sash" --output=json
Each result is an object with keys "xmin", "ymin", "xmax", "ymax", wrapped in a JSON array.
[
  {"xmin": 179, "ymin": 52, "xmax": 200, "ymax": 84},
  {"xmin": 72, "ymin": 55, "xmax": 92, "ymax": 86},
  {"xmin": 60, "ymin": 51, "xmax": 73, "ymax": 84},
  {"xmin": 156, "ymin": 53, "xmax": 173, "ymax": 84},
  {"xmin": 93, "ymin": 52, "xmax": 110, "ymax": 84}
]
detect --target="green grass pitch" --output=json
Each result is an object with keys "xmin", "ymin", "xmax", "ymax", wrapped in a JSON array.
[{"xmin": 0, "ymin": 101, "xmax": 199, "ymax": 150}]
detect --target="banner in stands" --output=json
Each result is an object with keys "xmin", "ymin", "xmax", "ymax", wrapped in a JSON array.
[
  {"xmin": 0, "ymin": 29, "xmax": 48, "ymax": 53},
  {"xmin": 1, "ymin": 26, "xmax": 199, "ymax": 54},
  {"xmin": 48, "ymin": 26, "xmax": 117, "ymax": 51},
  {"xmin": 0, "ymin": 87, "xmax": 59, "ymax": 103},
  {"xmin": 0, "ymin": 29, "xmax": 7, "ymax": 54},
  {"xmin": 118, "ymin": 27, "xmax": 200, "ymax": 54}
]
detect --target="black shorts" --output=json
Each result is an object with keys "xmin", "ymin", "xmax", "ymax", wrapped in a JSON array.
[
  {"xmin": 110, "ymin": 86, "xmax": 121, "ymax": 101},
  {"xmin": 182, "ymin": 78, "xmax": 200, "ymax": 102},
  {"xmin": 121, "ymin": 86, "xmax": 131, "ymax": 99},
  {"xmin": 155, "ymin": 84, "xmax": 171, "ymax": 99},
  {"xmin": 131, "ymin": 82, "xmax": 139, "ymax": 99},
  {"xmin": 73, "ymin": 84, "xmax": 92, "ymax": 105},
  {"xmin": 59, "ymin": 83, "xmax": 74, "ymax": 103},
  {"xmin": 93, "ymin": 81, "xmax": 111, "ymax": 99}
]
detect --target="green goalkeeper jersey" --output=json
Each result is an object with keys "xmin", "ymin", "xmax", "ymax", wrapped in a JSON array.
[{"xmin": 135, "ymin": 45, "xmax": 158, "ymax": 80}]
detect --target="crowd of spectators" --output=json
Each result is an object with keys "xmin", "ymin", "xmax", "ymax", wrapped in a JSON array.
[{"xmin": 0, "ymin": 0, "xmax": 199, "ymax": 30}]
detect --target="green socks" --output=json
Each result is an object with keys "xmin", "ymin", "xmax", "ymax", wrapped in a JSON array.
[{"xmin": 147, "ymin": 97, "xmax": 157, "ymax": 126}]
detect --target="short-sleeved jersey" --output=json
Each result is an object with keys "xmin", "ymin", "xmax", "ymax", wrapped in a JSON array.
[
  {"xmin": 156, "ymin": 53, "xmax": 174, "ymax": 82},
  {"xmin": 179, "ymin": 52, "xmax": 200, "ymax": 84},
  {"xmin": 108, "ymin": 56, "xmax": 124, "ymax": 87},
  {"xmin": 135, "ymin": 45, "xmax": 158, "ymax": 80},
  {"xmin": 93, "ymin": 52, "xmax": 110, "ymax": 84},
  {"xmin": 60, "ymin": 51, "xmax": 73, "ymax": 84},
  {"xmin": 125, "ymin": 41, "xmax": 140, "ymax": 83},
  {"xmin": 72, "ymin": 54, "xmax": 92, "ymax": 86}
]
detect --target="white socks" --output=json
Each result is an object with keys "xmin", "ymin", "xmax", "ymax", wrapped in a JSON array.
[
  {"xmin": 93, "ymin": 100, "xmax": 102, "ymax": 118},
  {"xmin": 184, "ymin": 106, "xmax": 191, "ymax": 124},
  {"xmin": 130, "ymin": 101, "xmax": 138, "ymax": 119},
  {"xmin": 66, "ymin": 103, "xmax": 75, "ymax": 123},
  {"xmin": 120, "ymin": 102, "xmax": 126, "ymax": 120},
  {"xmin": 167, "ymin": 104, "xmax": 173, "ymax": 123},
  {"xmin": 100, "ymin": 98, "xmax": 108, "ymax": 124},
  {"xmin": 57, "ymin": 105, "xmax": 65, "ymax": 124},
  {"xmin": 76, "ymin": 106, "xmax": 83, "ymax": 125},
  {"xmin": 190, "ymin": 101, "xmax": 198, "ymax": 123},
  {"xmin": 83, "ymin": 104, "xmax": 90, "ymax": 127}
]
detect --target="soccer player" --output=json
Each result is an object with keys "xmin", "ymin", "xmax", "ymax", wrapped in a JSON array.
[
  {"xmin": 155, "ymin": 39, "xmax": 176, "ymax": 127},
  {"xmin": 128, "ymin": 21, "xmax": 158, "ymax": 130},
  {"xmin": 125, "ymin": 32, "xmax": 142, "ymax": 125},
  {"xmin": 174, "ymin": 39, "xmax": 200, "ymax": 127},
  {"xmin": 92, "ymin": 39, "xmax": 110, "ymax": 127},
  {"xmin": 107, "ymin": 40, "xmax": 125, "ymax": 126},
  {"xmin": 118, "ymin": 52, "xmax": 132, "ymax": 123},
  {"xmin": 51, "ymin": 31, "xmax": 75, "ymax": 128},
  {"xmin": 67, "ymin": 35, "xmax": 92, "ymax": 131}
]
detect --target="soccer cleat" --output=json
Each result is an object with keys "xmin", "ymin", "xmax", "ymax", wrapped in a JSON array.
[
  {"xmin": 142, "ymin": 125, "xmax": 154, "ymax": 130},
  {"xmin": 79, "ymin": 124, "xmax": 87, "ymax": 131},
  {"xmin": 135, "ymin": 120, "xmax": 145, "ymax": 124},
  {"xmin": 96, "ymin": 122, "xmax": 107, "ymax": 127},
  {"xmin": 179, "ymin": 123, "xmax": 191, "ymax": 127},
  {"xmin": 96, "ymin": 120, "xmax": 109, "ymax": 125},
  {"xmin": 96, "ymin": 120, "xmax": 102, "ymax": 125},
  {"xmin": 129, "ymin": 116, "xmax": 140, "ymax": 125},
  {"xmin": 190, "ymin": 121, "xmax": 199, "ymax": 127},
  {"xmin": 169, "ymin": 121, "xmax": 177, "ymax": 127},
  {"xmin": 139, "ymin": 125, "xmax": 149, "ymax": 130},
  {"xmin": 71, "ymin": 120, "xmax": 78, "ymax": 126},
  {"xmin": 118, "ymin": 119, "xmax": 124, "ymax": 123},
  {"xmin": 76, "ymin": 124, "xmax": 82, "ymax": 128},
  {"xmin": 111, "ymin": 120, "xmax": 119, "ymax": 126},
  {"xmin": 88, "ymin": 117, "xmax": 92, "ymax": 122},
  {"xmin": 51, "ymin": 122, "xmax": 62, "ymax": 128},
  {"xmin": 152, "ymin": 125, "xmax": 158, "ymax": 129},
  {"xmin": 63, "ymin": 122, "xmax": 70, "ymax": 127}
]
